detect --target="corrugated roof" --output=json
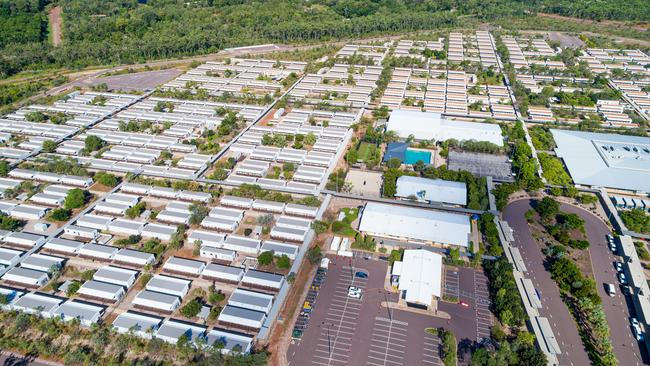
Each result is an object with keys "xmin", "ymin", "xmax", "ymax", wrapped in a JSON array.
[
  {"xmin": 358, "ymin": 202, "xmax": 470, "ymax": 247},
  {"xmin": 395, "ymin": 176, "xmax": 467, "ymax": 205}
]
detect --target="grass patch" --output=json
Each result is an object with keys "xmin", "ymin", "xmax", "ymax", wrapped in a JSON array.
[{"xmin": 357, "ymin": 142, "xmax": 375, "ymax": 162}]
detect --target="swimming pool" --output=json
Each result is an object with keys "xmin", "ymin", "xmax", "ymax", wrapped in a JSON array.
[{"xmin": 404, "ymin": 149, "xmax": 431, "ymax": 165}]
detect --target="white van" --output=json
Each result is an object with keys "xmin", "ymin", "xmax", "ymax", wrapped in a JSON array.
[{"xmin": 607, "ymin": 283, "xmax": 616, "ymax": 297}]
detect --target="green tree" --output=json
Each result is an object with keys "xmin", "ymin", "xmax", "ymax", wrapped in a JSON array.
[
  {"xmin": 276, "ymin": 254, "xmax": 291, "ymax": 269},
  {"xmin": 0, "ymin": 161, "xmax": 8, "ymax": 177},
  {"xmin": 258, "ymin": 250, "xmax": 274, "ymax": 266},
  {"xmin": 84, "ymin": 135, "xmax": 105, "ymax": 152},
  {"xmin": 311, "ymin": 220, "xmax": 329, "ymax": 234},
  {"xmin": 64, "ymin": 188, "xmax": 86, "ymax": 210},
  {"xmin": 180, "ymin": 298, "xmax": 202, "ymax": 318},
  {"xmin": 94, "ymin": 172, "xmax": 118, "ymax": 187},
  {"xmin": 535, "ymin": 197, "xmax": 560, "ymax": 220},
  {"xmin": 42, "ymin": 140, "xmax": 57, "ymax": 153},
  {"xmin": 307, "ymin": 245, "xmax": 322, "ymax": 264},
  {"xmin": 49, "ymin": 208, "xmax": 72, "ymax": 222}
]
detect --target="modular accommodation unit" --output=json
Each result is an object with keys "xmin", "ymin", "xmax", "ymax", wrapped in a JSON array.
[
  {"xmin": 209, "ymin": 207, "xmax": 244, "ymax": 223},
  {"xmin": 148, "ymin": 187, "xmax": 178, "ymax": 199},
  {"xmin": 163, "ymin": 256, "xmax": 206, "ymax": 277},
  {"xmin": 200, "ymin": 216, "xmax": 239, "ymax": 232},
  {"xmin": 11, "ymin": 292, "xmax": 64, "ymax": 317},
  {"xmin": 200, "ymin": 246, "xmax": 236, "ymax": 262},
  {"xmin": 146, "ymin": 275, "xmax": 191, "ymax": 297},
  {"xmin": 10, "ymin": 204, "xmax": 48, "ymax": 220},
  {"xmin": 63, "ymin": 225, "xmax": 98, "ymax": 240},
  {"xmin": 2, "ymin": 267, "xmax": 49, "ymax": 287},
  {"xmin": 133, "ymin": 290, "xmax": 181, "ymax": 313},
  {"xmin": 94, "ymin": 266, "xmax": 138, "ymax": 288},
  {"xmin": 251, "ymin": 200, "xmax": 285, "ymax": 213},
  {"xmin": 108, "ymin": 219, "xmax": 145, "ymax": 236},
  {"xmin": 61, "ymin": 175, "xmax": 93, "ymax": 187},
  {"xmin": 275, "ymin": 216, "xmax": 311, "ymax": 231},
  {"xmin": 165, "ymin": 201, "xmax": 191, "ymax": 214},
  {"xmin": 202, "ymin": 263, "xmax": 245, "ymax": 283},
  {"xmin": 0, "ymin": 247, "xmax": 23, "ymax": 267},
  {"xmin": 218, "ymin": 305, "xmax": 266, "ymax": 331},
  {"xmin": 3, "ymin": 232, "xmax": 46, "ymax": 249},
  {"xmin": 112, "ymin": 311, "xmax": 163, "ymax": 338},
  {"xmin": 141, "ymin": 223, "xmax": 176, "ymax": 241},
  {"xmin": 77, "ymin": 280, "xmax": 126, "ymax": 302},
  {"xmin": 105, "ymin": 193, "xmax": 140, "ymax": 206},
  {"xmin": 156, "ymin": 210, "xmax": 191, "ymax": 225},
  {"xmin": 20, "ymin": 253, "xmax": 65, "ymax": 273},
  {"xmin": 270, "ymin": 226, "xmax": 308, "ymax": 243},
  {"xmin": 241, "ymin": 270, "xmax": 284, "ymax": 291},
  {"xmin": 94, "ymin": 201, "xmax": 130, "ymax": 216},
  {"xmin": 33, "ymin": 172, "xmax": 61, "ymax": 183},
  {"xmin": 156, "ymin": 320, "xmax": 207, "ymax": 345},
  {"xmin": 78, "ymin": 243, "xmax": 119, "ymax": 261},
  {"xmin": 8, "ymin": 169, "xmax": 34, "ymax": 180},
  {"xmin": 43, "ymin": 237, "xmax": 85, "ymax": 255},
  {"xmin": 284, "ymin": 203, "xmax": 318, "ymax": 218},
  {"xmin": 206, "ymin": 328, "xmax": 253, "ymax": 355},
  {"xmin": 121, "ymin": 183, "xmax": 151, "ymax": 195},
  {"xmin": 29, "ymin": 193, "xmax": 65, "ymax": 206},
  {"xmin": 220, "ymin": 195, "xmax": 254, "ymax": 209},
  {"xmin": 260, "ymin": 241, "xmax": 298, "ymax": 260},
  {"xmin": 228, "ymin": 288, "xmax": 274, "ymax": 314},
  {"xmin": 53, "ymin": 300, "xmax": 105, "ymax": 327},
  {"xmin": 113, "ymin": 248, "xmax": 156, "ymax": 267},
  {"xmin": 178, "ymin": 190, "xmax": 212, "ymax": 203},
  {"xmin": 188, "ymin": 230, "xmax": 225, "ymax": 248},
  {"xmin": 76, "ymin": 214, "xmax": 114, "ymax": 231},
  {"xmin": 222, "ymin": 236, "xmax": 261, "ymax": 255}
]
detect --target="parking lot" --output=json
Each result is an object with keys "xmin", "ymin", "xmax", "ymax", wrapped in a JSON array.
[{"xmin": 288, "ymin": 253, "xmax": 493, "ymax": 366}]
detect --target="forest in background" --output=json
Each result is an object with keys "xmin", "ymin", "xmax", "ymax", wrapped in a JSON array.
[{"xmin": 1, "ymin": 0, "xmax": 649, "ymax": 79}]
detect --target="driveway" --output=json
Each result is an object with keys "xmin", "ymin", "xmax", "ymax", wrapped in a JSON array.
[
  {"xmin": 561, "ymin": 203, "xmax": 647, "ymax": 365},
  {"xmin": 504, "ymin": 199, "xmax": 591, "ymax": 366}
]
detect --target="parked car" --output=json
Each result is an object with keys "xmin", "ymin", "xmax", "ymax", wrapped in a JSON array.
[
  {"xmin": 633, "ymin": 325, "xmax": 644, "ymax": 341},
  {"xmin": 348, "ymin": 286, "xmax": 362, "ymax": 299},
  {"xmin": 614, "ymin": 261, "xmax": 623, "ymax": 272},
  {"xmin": 619, "ymin": 273, "xmax": 627, "ymax": 285},
  {"xmin": 606, "ymin": 283, "xmax": 616, "ymax": 297},
  {"xmin": 355, "ymin": 271, "xmax": 368, "ymax": 279},
  {"xmin": 609, "ymin": 243, "xmax": 618, "ymax": 253}
]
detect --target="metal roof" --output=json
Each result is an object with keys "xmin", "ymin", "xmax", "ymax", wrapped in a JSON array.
[
  {"xmin": 552, "ymin": 129, "xmax": 650, "ymax": 192},
  {"xmin": 386, "ymin": 110, "xmax": 503, "ymax": 145},
  {"xmin": 358, "ymin": 202, "xmax": 470, "ymax": 247},
  {"xmin": 395, "ymin": 176, "xmax": 467, "ymax": 205},
  {"xmin": 220, "ymin": 304, "xmax": 266, "ymax": 322}
]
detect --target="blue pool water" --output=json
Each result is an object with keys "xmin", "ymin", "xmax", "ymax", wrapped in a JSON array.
[{"xmin": 404, "ymin": 149, "xmax": 431, "ymax": 165}]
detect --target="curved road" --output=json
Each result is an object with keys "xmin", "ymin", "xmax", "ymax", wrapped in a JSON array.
[
  {"xmin": 561, "ymin": 203, "xmax": 646, "ymax": 366},
  {"xmin": 505, "ymin": 199, "xmax": 646, "ymax": 366},
  {"xmin": 504, "ymin": 199, "xmax": 591, "ymax": 366}
]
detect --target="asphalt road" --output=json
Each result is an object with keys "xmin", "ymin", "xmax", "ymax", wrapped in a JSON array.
[
  {"xmin": 561, "ymin": 203, "xmax": 647, "ymax": 365},
  {"xmin": 504, "ymin": 199, "xmax": 591, "ymax": 366},
  {"xmin": 505, "ymin": 199, "xmax": 648, "ymax": 366}
]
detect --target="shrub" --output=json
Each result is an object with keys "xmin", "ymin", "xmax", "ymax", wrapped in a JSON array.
[
  {"xmin": 258, "ymin": 251, "xmax": 274, "ymax": 266},
  {"xmin": 180, "ymin": 298, "xmax": 202, "ymax": 318},
  {"xmin": 307, "ymin": 245, "xmax": 322, "ymax": 264},
  {"xmin": 64, "ymin": 188, "xmax": 86, "ymax": 210},
  {"xmin": 94, "ymin": 172, "xmax": 119, "ymax": 187},
  {"xmin": 276, "ymin": 254, "xmax": 291, "ymax": 269},
  {"xmin": 49, "ymin": 208, "xmax": 72, "ymax": 222}
]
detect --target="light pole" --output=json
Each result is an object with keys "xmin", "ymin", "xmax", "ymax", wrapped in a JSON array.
[{"xmin": 322, "ymin": 321, "xmax": 332, "ymax": 357}]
